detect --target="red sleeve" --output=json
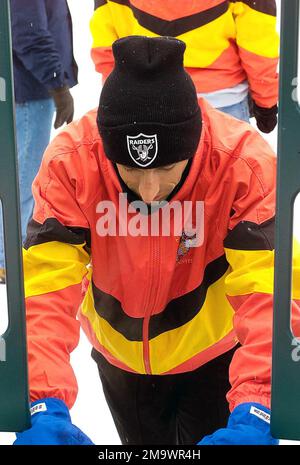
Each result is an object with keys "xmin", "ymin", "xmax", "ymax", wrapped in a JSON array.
[
  {"xmin": 90, "ymin": 3, "xmax": 118, "ymax": 82},
  {"xmin": 223, "ymin": 135, "xmax": 300, "ymax": 410},
  {"xmin": 23, "ymin": 138, "xmax": 90, "ymax": 408},
  {"xmin": 230, "ymin": 0, "xmax": 279, "ymax": 107}
]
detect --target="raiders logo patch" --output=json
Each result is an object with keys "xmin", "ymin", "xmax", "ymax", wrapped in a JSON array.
[{"xmin": 126, "ymin": 133, "xmax": 158, "ymax": 167}]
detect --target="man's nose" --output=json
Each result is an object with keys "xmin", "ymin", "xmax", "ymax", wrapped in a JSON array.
[{"xmin": 138, "ymin": 171, "xmax": 160, "ymax": 203}]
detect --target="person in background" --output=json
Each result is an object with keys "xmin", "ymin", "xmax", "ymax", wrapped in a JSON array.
[
  {"xmin": 13, "ymin": 37, "xmax": 300, "ymax": 446},
  {"xmin": 90, "ymin": 0, "xmax": 279, "ymax": 129},
  {"xmin": 0, "ymin": 0, "xmax": 78, "ymax": 284}
]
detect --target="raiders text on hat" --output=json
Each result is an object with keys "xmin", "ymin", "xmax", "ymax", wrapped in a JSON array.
[{"xmin": 127, "ymin": 133, "xmax": 158, "ymax": 167}]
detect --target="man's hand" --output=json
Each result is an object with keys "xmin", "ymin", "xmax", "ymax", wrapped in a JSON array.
[
  {"xmin": 253, "ymin": 102, "xmax": 278, "ymax": 133},
  {"xmin": 49, "ymin": 86, "xmax": 74, "ymax": 129},
  {"xmin": 197, "ymin": 402, "xmax": 279, "ymax": 445},
  {"xmin": 14, "ymin": 398, "xmax": 94, "ymax": 445}
]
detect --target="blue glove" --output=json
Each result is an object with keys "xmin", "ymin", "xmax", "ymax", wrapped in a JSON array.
[
  {"xmin": 198, "ymin": 402, "xmax": 279, "ymax": 445},
  {"xmin": 14, "ymin": 398, "xmax": 94, "ymax": 445}
]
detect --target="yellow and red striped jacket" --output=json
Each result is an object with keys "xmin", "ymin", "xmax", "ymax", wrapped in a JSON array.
[
  {"xmin": 23, "ymin": 99, "xmax": 300, "ymax": 411},
  {"xmin": 90, "ymin": 0, "xmax": 279, "ymax": 108}
]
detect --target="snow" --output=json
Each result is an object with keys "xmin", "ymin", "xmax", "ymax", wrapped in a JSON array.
[{"xmin": 0, "ymin": 0, "xmax": 300, "ymax": 446}]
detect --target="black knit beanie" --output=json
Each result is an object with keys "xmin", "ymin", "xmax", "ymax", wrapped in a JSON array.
[{"xmin": 97, "ymin": 36, "xmax": 202, "ymax": 169}]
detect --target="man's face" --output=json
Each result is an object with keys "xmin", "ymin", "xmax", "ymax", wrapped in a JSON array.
[{"xmin": 116, "ymin": 160, "xmax": 189, "ymax": 204}]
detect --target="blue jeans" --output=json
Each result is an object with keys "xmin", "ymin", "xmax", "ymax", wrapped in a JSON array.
[
  {"xmin": 218, "ymin": 96, "xmax": 250, "ymax": 123},
  {"xmin": 0, "ymin": 98, "xmax": 54, "ymax": 269}
]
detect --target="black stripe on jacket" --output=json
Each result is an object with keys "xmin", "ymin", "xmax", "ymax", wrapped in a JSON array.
[
  {"xmin": 24, "ymin": 218, "xmax": 91, "ymax": 251},
  {"xmin": 94, "ymin": 0, "xmax": 107, "ymax": 8},
  {"xmin": 92, "ymin": 254, "xmax": 229, "ymax": 341},
  {"xmin": 224, "ymin": 217, "xmax": 275, "ymax": 251},
  {"xmin": 94, "ymin": 0, "xmax": 229, "ymax": 36}
]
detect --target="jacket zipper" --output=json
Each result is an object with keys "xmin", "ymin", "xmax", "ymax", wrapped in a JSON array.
[{"xmin": 143, "ymin": 235, "xmax": 160, "ymax": 374}]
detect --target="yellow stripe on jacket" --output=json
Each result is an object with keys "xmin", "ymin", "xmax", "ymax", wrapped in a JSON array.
[{"xmin": 90, "ymin": 0, "xmax": 278, "ymax": 106}]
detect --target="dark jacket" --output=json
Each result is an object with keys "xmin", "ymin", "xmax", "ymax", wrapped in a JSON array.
[{"xmin": 10, "ymin": 0, "xmax": 78, "ymax": 103}]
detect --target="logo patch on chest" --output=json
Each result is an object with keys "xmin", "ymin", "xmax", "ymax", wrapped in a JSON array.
[{"xmin": 176, "ymin": 231, "xmax": 197, "ymax": 263}]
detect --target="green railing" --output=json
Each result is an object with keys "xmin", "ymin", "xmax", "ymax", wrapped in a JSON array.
[{"xmin": 0, "ymin": 0, "xmax": 30, "ymax": 432}]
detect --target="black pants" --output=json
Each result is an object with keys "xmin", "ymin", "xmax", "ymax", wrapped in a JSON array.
[{"xmin": 91, "ymin": 346, "xmax": 237, "ymax": 445}]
